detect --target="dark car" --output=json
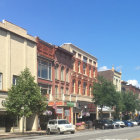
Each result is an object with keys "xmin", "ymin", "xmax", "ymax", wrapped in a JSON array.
[{"xmin": 93, "ymin": 120, "xmax": 114, "ymax": 129}]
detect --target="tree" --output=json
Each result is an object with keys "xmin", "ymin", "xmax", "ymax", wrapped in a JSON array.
[
  {"xmin": 93, "ymin": 76, "xmax": 118, "ymax": 119},
  {"xmin": 121, "ymin": 91, "xmax": 140, "ymax": 120},
  {"xmin": 5, "ymin": 68, "xmax": 47, "ymax": 133}
]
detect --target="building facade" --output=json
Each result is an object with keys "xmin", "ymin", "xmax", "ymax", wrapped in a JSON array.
[
  {"xmin": 37, "ymin": 38, "xmax": 74, "ymax": 129},
  {"xmin": 61, "ymin": 43, "xmax": 97, "ymax": 124},
  {"xmin": 98, "ymin": 67, "xmax": 122, "ymax": 119},
  {"xmin": 0, "ymin": 20, "xmax": 37, "ymax": 132},
  {"xmin": 98, "ymin": 67, "xmax": 122, "ymax": 92}
]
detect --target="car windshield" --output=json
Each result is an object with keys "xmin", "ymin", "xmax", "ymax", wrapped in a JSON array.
[{"xmin": 58, "ymin": 120, "xmax": 69, "ymax": 124}]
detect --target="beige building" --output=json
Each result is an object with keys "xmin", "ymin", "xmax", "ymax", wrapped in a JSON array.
[
  {"xmin": 98, "ymin": 67, "xmax": 122, "ymax": 119},
  {"xmin": 0, "ymin": 20, "xmax": 38, "ymax": 132}
]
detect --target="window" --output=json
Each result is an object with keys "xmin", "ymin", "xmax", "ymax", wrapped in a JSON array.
[
  {"xmin": 66, "ymin": 69, "xmax": 69, "ymax": 82},
  {"xmin": 13, "ymin": 75, "xmax": 18, "ymax": 85},
  {"xmin": 83, "ymin": 82, "xmax": 87, "ymax": 95},
  {"xmin": 55, "ymin": 64, "xmax": 59, "ymax": 80},
  {"xmin": 72, "ymin": 80, "xmax": 75, "ymax": 94},
  {"xmin": 38, "ymin": 60, "xmax": 52, "ymax": 80},
  {"xmin": 61, "ymin": 66, "xmax": 64, "ymax": 81},
  {"xmin": 66, "ymin": 88, "xmax": 69, "ymax": 94},
  {"xmin": 78, "ymin": 54, "xmax": 81, "ymax": 59},
  {"xmin": 89, "ymin": 59, "xmax": 92, "ymax": 64},
  {"xmin": 78, "ymin": 81, "xmax": 81, "ymax": 94},
  {"xmin": 83, "ymin": 56, "xmax": 87, "ymax": 63},
  {"xmin": 0, "ymin": 73, "xmax": 2, "ymax": 90},
  {"xmin": 83, "ymin": 63, "xmax": 86, "ymax": 74},
  {"xmin": 55, "ymin": 86, "xmax": 58, "ymax": 98},
  {"xmin": 61, "ymin": 87, "xmax": 64, "ymax": 94},
  {"xmin": 78, "ymin": 61, "xmax": 81, "ymax": 73},
  {"xmin": 40, "ymin": 85, "xmax": 51, "ymax": 95}
]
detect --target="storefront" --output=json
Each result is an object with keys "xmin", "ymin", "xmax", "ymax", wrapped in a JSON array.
[{"xmin": 73, "ymin": 101, "xmax": 96, "ymax": 125}]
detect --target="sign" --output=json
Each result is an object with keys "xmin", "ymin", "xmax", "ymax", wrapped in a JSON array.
[
  {"xmin": 67, "ymin": 102, "xmax": 74, "ymax": 107},
  {"xmin": 65, "ymin": 110, "xmax": 70, "ymax": 116},
  {"xmin": 56, "ymin": 108, "xmax": 63, "ymax": 114}
]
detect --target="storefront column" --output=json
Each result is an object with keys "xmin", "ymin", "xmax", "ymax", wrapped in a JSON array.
[{"xmin": 96, "ymin": 106, "xmax": 99, "ymax": 120}]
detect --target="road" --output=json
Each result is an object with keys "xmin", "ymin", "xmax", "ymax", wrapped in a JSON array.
[{"xmin": 5, "ymin": 126, "xmax": 140, "ymax": 140}]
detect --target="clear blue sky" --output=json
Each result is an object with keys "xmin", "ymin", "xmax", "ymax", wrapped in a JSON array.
[{"xmin": 0, "ymin": 0, "xmax": 140, "ymax": 87}]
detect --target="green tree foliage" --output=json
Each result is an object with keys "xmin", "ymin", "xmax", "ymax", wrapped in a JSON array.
[
  {"xmin": 5, "ymin": 68, "xmax": 47, "ymax": 118},
  {"xmin": 93, "ymin": 76, "xmax": 118, "ymax": 119},
  {"xmin": 121, "ymin": 91, "xmax": 140, "ymax": 120}
]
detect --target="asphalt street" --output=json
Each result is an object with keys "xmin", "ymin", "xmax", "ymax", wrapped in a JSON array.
[{"xmin": 3, "ymin": 126, "xmax": 140, "ymax": 140}]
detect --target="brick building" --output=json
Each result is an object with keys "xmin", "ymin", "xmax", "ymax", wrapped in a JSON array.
[
  {"xmin": 36, "ymin": 38, "xmax": 74, "ymax": 129},
  {"xmin": 121, "ymin": 81, "xmax": 140, "ymax": 98},
  {"xmin": 61, "ymin": 43, "xmax": 97, "ymax": 124},
  {"xmin": 98, "ymin": 67, "xmax": 122, "ymax": 119}
]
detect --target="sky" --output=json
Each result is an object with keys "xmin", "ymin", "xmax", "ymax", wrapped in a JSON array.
[{"xmin": 0, "ymin": 0, "xmax": 140, "ymax": 87}]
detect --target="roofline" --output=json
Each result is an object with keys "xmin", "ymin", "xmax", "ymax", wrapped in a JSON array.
[
  {"xmin": 61, "ymin": 43, "xmax": 97, "ymax": 61},
  {"xmin": 56, "ymin": 46, "xmax": 74, "ymax": 56}
]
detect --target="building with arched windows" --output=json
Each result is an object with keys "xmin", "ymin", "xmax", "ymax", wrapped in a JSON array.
[{"xmin": 61, "ymin": 43, "xmax": 98, "ymax": 124}]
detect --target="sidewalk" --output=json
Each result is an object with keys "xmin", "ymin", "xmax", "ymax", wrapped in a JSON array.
[
  {"xmin": 0, "ymin": 130, "xmax": 47, "ymax": 139},
  {"xmin": 0, "ymin": 128, "xmax": 94, "ymax": 139}
]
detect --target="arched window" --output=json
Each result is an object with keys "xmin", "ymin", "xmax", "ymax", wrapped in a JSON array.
[
  {"xmin": 78, "ymin": 81, "xmax": 81, "ymax": 94},
  {"xmin": 83, "ymin": 82, "xmax": 87, "ymax": 95},
  {"xmin": 66, "ymin": 68, "xmax": 69, "ymax": 82},
  {"xmin": 55, "ymin": 64, "xmax": 59, "ymax": 80},
  {"xmin": 61, "ymin": 66, "xmax": 64, "ymax": 81}
]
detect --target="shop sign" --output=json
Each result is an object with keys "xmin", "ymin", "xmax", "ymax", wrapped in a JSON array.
[
  {"xmin": 56, "ymin": 108, "xmax": 63, "ymax": 114},
  {"xmin": 67, "ymin": 102, "xmax": 74, "ymax": 107},
  {"xmin": 65, "ymin": 110, "xmax": 70, "ymax": 116}
]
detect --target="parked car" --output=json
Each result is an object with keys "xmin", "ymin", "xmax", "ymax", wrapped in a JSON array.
[
  {"xmin": 46, "ymin": 119, "xmax": 75, "ymax": 135},
  {"xmin": 114, "ymin": 120, "xmax": 125, "ymax": 128},
  {"xmin": 110, "ymin": 120, "xmax": 120, "ymax": 129},
  {"xmin": 93, "ymin": 120, "xmax": 114, "ymax": 129},
  {"xmin": 135, "ymin": 120, "xmax": 140, "ymax": 125},
  {"xmin": 123, "ymin": 120, "xmax": 134, "ymax": 127},
  {"xmin": 130, "ymin": 120, "xmax": 138, "ymax": 126}
]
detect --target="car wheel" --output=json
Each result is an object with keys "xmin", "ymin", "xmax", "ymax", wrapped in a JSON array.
[
  {"xmin": 47, "ymin": 128, "xmax": 51, "ymax": 135},
  {"xmin": 71, "ymin": 131, "xmax": 75, "ymax": 134}
]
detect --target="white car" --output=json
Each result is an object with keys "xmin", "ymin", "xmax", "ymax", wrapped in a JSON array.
[
  {"xmin": 114, "ymin": 120, "xmax": 125, "ymax": 128},
  {"xmin": 47, "ymin": 119, "xmax": 75, "ymax": 134}
]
